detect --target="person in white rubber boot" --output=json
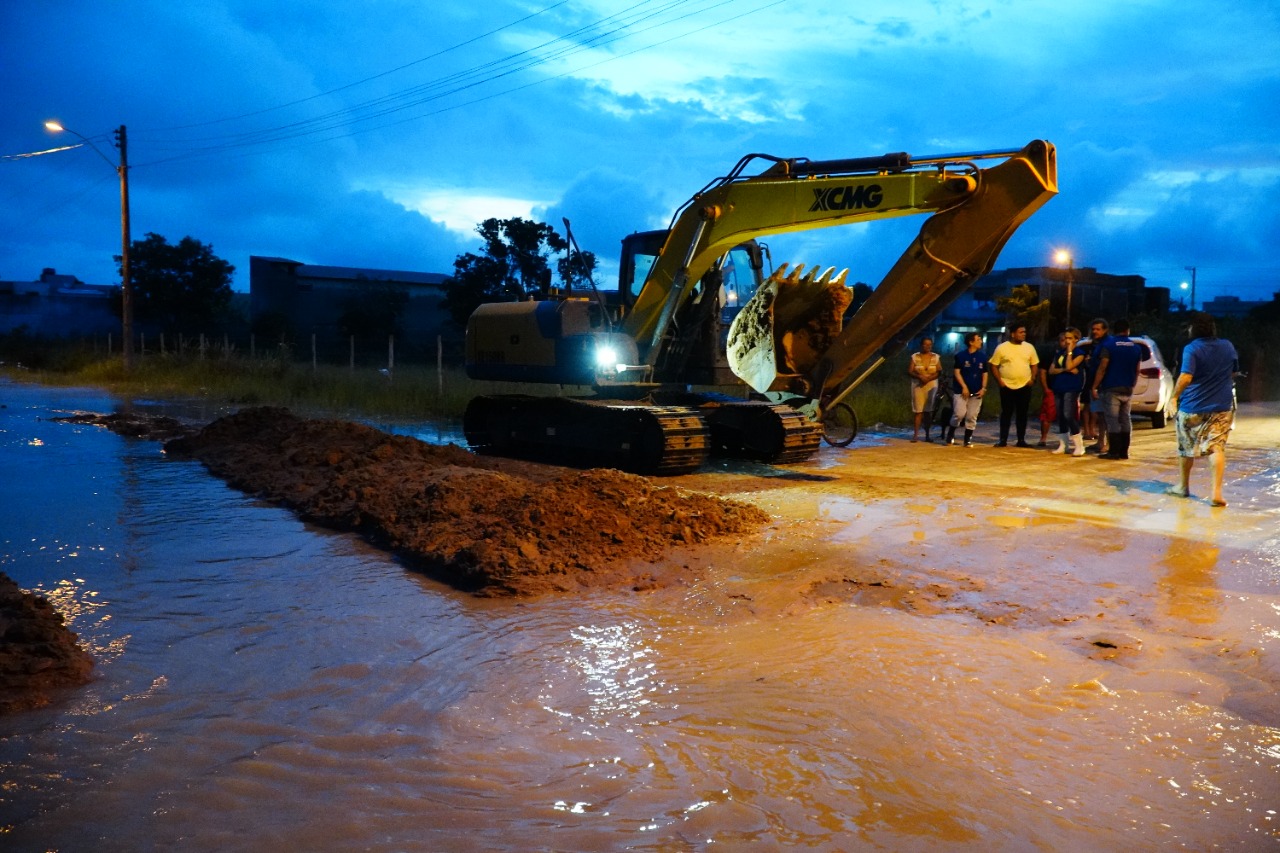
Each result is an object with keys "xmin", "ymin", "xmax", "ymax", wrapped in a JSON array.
[{"xmin": 1046, "ymin": 327, "xmax": 1087, "ymax": 456}]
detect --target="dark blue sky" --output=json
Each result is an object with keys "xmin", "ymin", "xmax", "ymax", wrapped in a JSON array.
[{"xmin": 4, "ymin": 1, "xmax": 1278, "ymax": 307}]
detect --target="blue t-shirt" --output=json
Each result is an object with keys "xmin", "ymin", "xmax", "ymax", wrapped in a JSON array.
[
  {"xmin": 1098, "ymin": 335, "xmax": 1150, "ymax": 389},
  {"xmin": 952, "ymin": 348, "xmax": 987, "ymax": 394},
  {"xmin": 1179, "ymin": 337, "xmax": 1238, "ymax": 413},
  {"xmin": 1048, "ymin": 347, "xmax": 1084, "ymax": 394}
]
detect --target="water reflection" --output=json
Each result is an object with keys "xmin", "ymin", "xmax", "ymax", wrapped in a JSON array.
[{"xmin": 1157, "ymin": 539, "xmax": 1222, "ymax": 626}]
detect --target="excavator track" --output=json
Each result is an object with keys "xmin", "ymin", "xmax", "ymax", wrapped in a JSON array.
[
  {"xmin": 700, "ymin": 401, "xmax": 823, "ymax": 464},
  {"xmin": 463, "ymin": 395, "xmax": 711, "ymax": 475},
  {"xmin": 464, "ymin": 396, "xmax": 823, "ymax": 475}
]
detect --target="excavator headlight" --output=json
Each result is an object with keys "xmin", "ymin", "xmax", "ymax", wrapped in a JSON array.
[{"xmin": 595, "ymin": 345, "xmax": 620, "ymax": 371}]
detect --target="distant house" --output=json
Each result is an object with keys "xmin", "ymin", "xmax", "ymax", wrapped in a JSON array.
[
  {"xmin": 249, "ymin": 256, "xmax": 456, "ymax": 357},
  {"xmin": 0, "ymin": 268, "xmax": 118, "ymax": 336}
]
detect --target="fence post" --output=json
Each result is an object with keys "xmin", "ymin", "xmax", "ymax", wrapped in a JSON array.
[
  {"xmin": 437, "ymin": 335, "xmax": 443, "ymax": 397},
  {"xmin": 140, "ymin": 332, "xmax": 145, "ymax": 359},
  {"xmin": 223, "ymin": 334, "xmax": 230, "ymax": 360},
  {"xmin": 312, "ymin": 333, "xmax": 317, "ymax": 372},
  {"xmin": 200, "ymin": 334, "xmax": 207, "ymax": 360},
  {"xmin": 350, "ymin": 335, "xmax": 355, "ymax": 372},
  {"xmin": 250, "ymin": 333, "xmax": 256, "ymax": 360},
  {"xmin": 388, "ymin": 334, "xmax": 395, "ymax": 377},
  {"xmin": 108, "ymin": 332, "xmax": 113, "ymax": 355}
]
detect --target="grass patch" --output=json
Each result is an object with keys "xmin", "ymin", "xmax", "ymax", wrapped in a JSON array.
[{"xmin": 3, "ymin": 346, "xmax": 940, "ymax": 429}]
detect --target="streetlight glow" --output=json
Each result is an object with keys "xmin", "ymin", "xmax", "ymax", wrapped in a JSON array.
[
  {"xmin": 44, "ymin": 120, "xmax": 65, "ymax": 132},
  {"xmin": 1053, "ymin": 249, "xmax": 1074, "ymax": 324}
]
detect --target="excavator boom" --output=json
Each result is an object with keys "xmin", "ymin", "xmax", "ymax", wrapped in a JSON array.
[{"xmin": 725, "ymin": 140, "xmax": 1058, "ymax": 400}]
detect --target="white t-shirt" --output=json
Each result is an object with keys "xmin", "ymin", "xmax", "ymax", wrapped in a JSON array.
[{"xmin": 989, "ymin": 341, "xmax": 1039, "ymax": 389}]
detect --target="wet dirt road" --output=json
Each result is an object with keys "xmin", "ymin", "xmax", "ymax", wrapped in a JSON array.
[{"xmin": 3, "ymin": 384, "xmax": 1278, "ymax": 850}]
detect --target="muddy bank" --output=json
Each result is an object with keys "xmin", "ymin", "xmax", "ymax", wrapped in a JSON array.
[
  {"xmin": 0, "ymin": 573, "xmax": 94, "ymax": 714},
  {"xmin": 154, "ymin": 407, "xmax": 768, "ymax": 596}
]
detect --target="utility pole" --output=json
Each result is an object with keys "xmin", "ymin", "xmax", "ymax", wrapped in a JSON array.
[
  {"xmin": 116, "ymin": 125, "xmax": 133, "ymax": 371},
  {"xmin": 43, "ymin": 119, "xmax": 134, "ymax": 371},
  {"xmin": 1184, "ymin": 265, "xmax": 1197, "ymax": 313}
]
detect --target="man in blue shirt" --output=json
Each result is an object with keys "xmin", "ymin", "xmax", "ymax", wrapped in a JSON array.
[
  {"xmin": 946, "ymin": 332, "xmax": 988, "ymax": 446},
  {"xmin": 1168, "ymin": 313, "xmax": 1239, "ymax": 506},
  {"xmin": 1089, "ymin": 318, "xmax": 1151, "ymax": 460}
]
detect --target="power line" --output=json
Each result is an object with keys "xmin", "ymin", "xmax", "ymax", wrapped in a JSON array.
[{"xmin": 129, "ymin": 0, "xmax": 779, "ymax": 167}]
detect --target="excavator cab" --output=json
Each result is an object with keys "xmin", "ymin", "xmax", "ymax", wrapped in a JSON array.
[{"xmin": 616, "ymin": 230, "xmax": 770, "ymax": 386}]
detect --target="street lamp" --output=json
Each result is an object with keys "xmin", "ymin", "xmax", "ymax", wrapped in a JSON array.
[
  {"xmin": 44, "ymin": 120, "xmax": 133, "ymax": 371},
  {"xmin": 1054, "ymin": 249, "xmax": 1073, "ymax": 324},
  {"xmin": 1183, "ymin": 266, "xmax": 1197, "ymax": 312}
]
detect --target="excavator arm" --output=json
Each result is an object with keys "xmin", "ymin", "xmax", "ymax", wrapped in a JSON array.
[
  {"xmin": 726, "ymin": 140, "xmax": 1058, "ymax": 402},
  {"xmin": 625, "ymin": 150, "xmax": 983, "ymax": 359}
]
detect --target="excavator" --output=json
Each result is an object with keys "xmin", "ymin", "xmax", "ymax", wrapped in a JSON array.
[{"xmin": 463, "ymin": 139, "xmax": 1057, "ymax": 474}]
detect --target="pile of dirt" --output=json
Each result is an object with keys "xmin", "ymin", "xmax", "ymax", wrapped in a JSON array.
[
  {"xmin": 0, "ymin": 572, "xmax": 94, "ymax": 714},
  {"xmin": 53, "ymin": 411, "xmax": 199, "ymax": 442},
  {"xmin": 163, "ymin": 407, "xmax": 770, "ymax": 596}
]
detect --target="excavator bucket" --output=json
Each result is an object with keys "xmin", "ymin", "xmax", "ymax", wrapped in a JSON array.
[{"xmin": 727, "ymin": 263, "xmax": 852, "ymax": 394}]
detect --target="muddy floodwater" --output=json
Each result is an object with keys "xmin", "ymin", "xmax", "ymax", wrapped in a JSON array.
[{"xmin": 2, "ymin": 378, "xmax": 1278, "ymax": 850}]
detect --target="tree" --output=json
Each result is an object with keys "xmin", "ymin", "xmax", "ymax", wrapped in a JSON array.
[
  {"xmin": 442, "ymin": 217, "xmax": 570, "ymax": 327},
  {"xmin": 557, "ymin": 246, "xmax": 600, "ymax": 293},
  {"xmin": 114, "ymin": 233, "xmax": 235, "ymax": 336},
  {"xmin": 995, "ymin": 283, "xmax": 1052, "ymax": 340}
]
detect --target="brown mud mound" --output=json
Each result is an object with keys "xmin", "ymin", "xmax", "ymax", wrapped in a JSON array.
[
  {"xmin": 0, "ymin": 572, "xmax": 94, "ymax": 715},
  {"xmin": 53, "ymin": 411, "xmax": 199, "ymax": 442},
  {"xmin": 164, "ymin": 408, "xmax": 769, "ymax": 596}
]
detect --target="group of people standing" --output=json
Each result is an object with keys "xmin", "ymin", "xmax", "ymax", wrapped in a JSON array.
[{"xmin": 907, "ymin": 314, "xmax": 1239, "ymax": 505}]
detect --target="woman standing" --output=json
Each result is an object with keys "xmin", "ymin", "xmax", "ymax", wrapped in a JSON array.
[{"xmin": 1047, "ymin": 327, "xmax": 1087, "ymax": 456}]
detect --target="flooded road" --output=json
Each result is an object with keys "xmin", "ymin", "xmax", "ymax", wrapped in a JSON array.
[{"xmin": 2, "ymin": 379, "xmax": 1278, "ymax": 850}]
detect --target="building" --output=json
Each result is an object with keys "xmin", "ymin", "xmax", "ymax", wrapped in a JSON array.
[
  {"xmin": 1198, "ymin": 294, "xmax": 1269, "ymax": 318},
  {"xmin": 0, "ymin": 268, "xmax": 118, "ymax": 336},
  {"xmin": 931, "ymin": 265, "xmax": 1171, "ymax": 348},
  {"xmin": 249, "ymin": 256, "xmax": 456, "ymax": 358}
]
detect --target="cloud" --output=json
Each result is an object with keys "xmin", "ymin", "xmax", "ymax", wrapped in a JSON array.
[{"xmin": 3, "ymin": 0, "xmax": 1278, "ymax": 306}]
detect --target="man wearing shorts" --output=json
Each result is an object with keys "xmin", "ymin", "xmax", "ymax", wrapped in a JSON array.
[{"xmin": 1168, "ymin": 313, "xmax": 1239, "ymax": 507}]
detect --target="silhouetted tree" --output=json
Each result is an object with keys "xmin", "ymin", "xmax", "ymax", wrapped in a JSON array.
[
  {"xmin": 114, "ymin": 233, "xmax": 235, "ymax": 336},
  {"xmin": 996, "ymin": 283, "xmax": 1052, "ymax": 341},
  {"xmin": 442, "ymin": 217, "xmax": 571, "ymax": 327}
]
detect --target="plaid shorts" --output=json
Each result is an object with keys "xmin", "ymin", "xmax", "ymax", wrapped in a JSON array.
[{"xmin": 1175, "ymin": 409, "xmax": 1234, "ymax": 457}]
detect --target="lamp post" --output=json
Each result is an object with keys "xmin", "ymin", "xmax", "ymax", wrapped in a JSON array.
[
  {"xmin": 1053, "ymin": 249, "xmax": 1073, "ymax": 325},
  {"xmin": 44, "ymin": 121, "xmax": 133, "ymax": 371},
  {"xmin": 1184, "ymin": 265, "xmax": 1197, "ymax": 312}
]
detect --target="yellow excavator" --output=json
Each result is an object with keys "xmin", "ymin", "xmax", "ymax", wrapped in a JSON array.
[{"xmin": 464, "ymin": 139, "xmax": 1057, "ymax": 474}]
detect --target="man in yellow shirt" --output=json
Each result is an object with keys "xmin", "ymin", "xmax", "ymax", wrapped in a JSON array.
[{"xmin": 988, "ymin": 324, "xmax": 1040, "ymax": 447}]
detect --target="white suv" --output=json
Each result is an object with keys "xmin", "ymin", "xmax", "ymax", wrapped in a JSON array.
[{"xmin": 1129, "ymin": 335, "xmax": 1175, "ymax": 428}]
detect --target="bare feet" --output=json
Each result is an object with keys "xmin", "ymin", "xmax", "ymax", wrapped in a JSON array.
[
  {"xmin": 1165, "ymin": 485, "xmax": 1191, "ymax": 498},
  {"xmin": 1211, "ymin": 498, "xmax": 1227, "ymax": 507}
]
